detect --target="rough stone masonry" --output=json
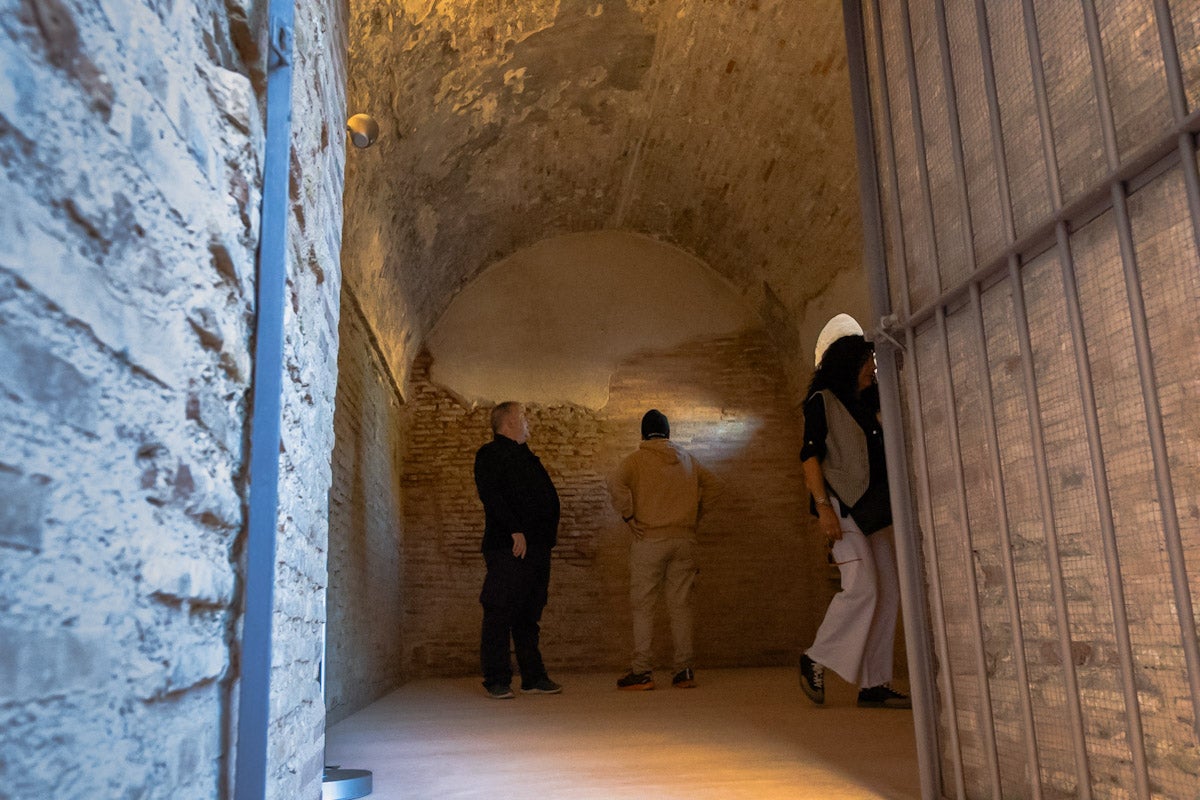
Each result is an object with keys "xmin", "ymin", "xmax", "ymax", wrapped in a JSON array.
[{"xmin": 0, "ymin": 0, "xmax": 346, "ymax": 797}]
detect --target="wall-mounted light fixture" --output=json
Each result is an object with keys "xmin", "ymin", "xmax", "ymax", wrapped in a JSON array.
[{"xmin": 346, "ymin": 114, "xmax": 380, "ymax": 148}]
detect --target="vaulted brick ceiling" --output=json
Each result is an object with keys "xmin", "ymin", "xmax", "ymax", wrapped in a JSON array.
[{"xmin": 341, "ymin": 0, "xmax": 866, "ymax": 394}]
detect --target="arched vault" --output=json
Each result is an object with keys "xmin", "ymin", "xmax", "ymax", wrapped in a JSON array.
[{"xmin": 341, "ymin": 0, "xmax": 869, "ymax": 396}]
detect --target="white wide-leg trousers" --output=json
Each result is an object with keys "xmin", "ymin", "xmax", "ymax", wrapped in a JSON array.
[{"xmin": 806, "ymin": 500, "xmax": 899, "ymax": 689}]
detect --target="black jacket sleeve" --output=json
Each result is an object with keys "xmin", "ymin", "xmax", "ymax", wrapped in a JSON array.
[
  {"xmin": 799, "ymin": 393, "xmax": 828, "ymax": 463},
  {"xmin": 474, "ymin": 439, "xmax": 560, "ymax": 551},
  {"xmin": 475, "ymin": 445, "xmax": 522, "ymax": 536}
]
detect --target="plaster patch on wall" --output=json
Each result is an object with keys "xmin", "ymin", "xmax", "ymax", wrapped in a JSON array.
[
  {"xmin": 797, "ymin": 263, "xmax": 873, "ymax": 371},
  {"xmin": 425, "ymin": 230, "xmax": 757, "ymax": 407}
]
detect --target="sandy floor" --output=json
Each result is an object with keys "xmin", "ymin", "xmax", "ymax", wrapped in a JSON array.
[{"xmin": 325, "ymin": 667, "xmax": 920, "ymax": 799}]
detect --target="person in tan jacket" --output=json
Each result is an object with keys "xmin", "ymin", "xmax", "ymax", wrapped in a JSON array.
[{"xmin": 608, "ymin": 409, "xmax": 719, "ymax": 690}]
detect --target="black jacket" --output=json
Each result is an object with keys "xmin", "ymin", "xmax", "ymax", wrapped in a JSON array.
[{"xmin": 474, "ymin": 434, "xmax": 560, "ymax": 552}]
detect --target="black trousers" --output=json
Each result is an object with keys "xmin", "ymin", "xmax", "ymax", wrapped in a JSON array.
[{"xmin": 480, "ymin": 548, "xmax": 551, "ymax": 686}]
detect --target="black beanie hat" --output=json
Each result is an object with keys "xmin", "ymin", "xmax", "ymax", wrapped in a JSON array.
[{"xmin": 641, "ymin": 409, "xmax": 670, "ymax": 440}]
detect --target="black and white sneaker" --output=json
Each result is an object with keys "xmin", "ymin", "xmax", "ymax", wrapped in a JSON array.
[{"xmin": 799, "ymin": 653, "xmax": 825, "ymax": 705}]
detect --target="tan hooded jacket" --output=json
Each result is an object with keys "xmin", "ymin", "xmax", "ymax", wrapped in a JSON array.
[{"xmin": 608, "ymin": 439, "xmax": 720, "ymax": 539}]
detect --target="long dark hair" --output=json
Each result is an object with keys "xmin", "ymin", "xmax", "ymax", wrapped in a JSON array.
[{"xmin": 806, "ymin": 334, "xmax": 875, "ymax": 409}]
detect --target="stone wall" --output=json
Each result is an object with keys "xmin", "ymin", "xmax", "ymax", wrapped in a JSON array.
[
  {"xmin": 0, "ymin": 0, "xmax": 347, "ymax": 797},
  {"xmin": 0, "ymin": 0, "xmax": 259, "ymax": 795},
  {"xmin": 326, "ymin": 286, "xmax": 408, "ymax": 726},
  {"xmin": 400, "ymin": 332, "xmax": 832, "ymax": 679},
  {"xmin": 266, "ymin": 0, "xmax": 348, "ymax": 796}
]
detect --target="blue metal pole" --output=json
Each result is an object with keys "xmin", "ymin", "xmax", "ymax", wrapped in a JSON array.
[{"xmin": 234, "ymin": 3, "xmax": 294, "ymax": 798}]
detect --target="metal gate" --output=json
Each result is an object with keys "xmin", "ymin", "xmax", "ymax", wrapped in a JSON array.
[{"xmin": 842, "ymin": 1, "xmax": 1200, "ymax": 797}]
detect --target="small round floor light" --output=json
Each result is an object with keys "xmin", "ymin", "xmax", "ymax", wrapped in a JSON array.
[
  {"xmin": 347, "ymin": 114, "xmax": 380, "ymax": 149},
  {"xmin": 322, "ymin": 766, "xmax": 372, "ymax": 799}
]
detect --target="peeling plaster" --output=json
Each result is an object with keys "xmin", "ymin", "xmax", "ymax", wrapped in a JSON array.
[{"xmin": 425, "ymin": 230, "xmax": 757, "ymax": 407}]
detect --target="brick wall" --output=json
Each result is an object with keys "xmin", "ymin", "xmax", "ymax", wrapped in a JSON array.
[
  {"xmin": 400, "ymin": 331, "xmax": 834, "ymax": 679},
  {"xmin": 0, "ymin": 0, "xmax": 347, "ymax": 797},
  {"xmin": 325, "ymin": 287, "xmax": 408, "ymax": 726}
]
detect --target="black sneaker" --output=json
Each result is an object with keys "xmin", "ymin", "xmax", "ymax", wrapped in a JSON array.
[
  {"xmin": 671, "ymin": 668, "xmax": 697, "ymax": 688},
  {"xmin": 799, "ymin": 653, "xmax": 825, "ymax": 705},
  {"xmin": 616, "ymin": 671, "xmax": 655, "ymax": 690},
  {"xmin": 857, "ymin": 685, "xmax": 911, "ymax": 709},
  {"xmin": 483, "ymin": 681, "xmax": 514, "ymax": 699},
  {"xmin": 521, "ymin": 676, "xmax": 562, "ymax": 694}
]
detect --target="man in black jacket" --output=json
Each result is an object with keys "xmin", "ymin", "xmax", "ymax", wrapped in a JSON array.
[{"xmin": 474, "ymin": 401, "xmax": 562, "ymax": 699}]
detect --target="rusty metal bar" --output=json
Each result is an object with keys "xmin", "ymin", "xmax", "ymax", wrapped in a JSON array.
[
  {"xmin": 1154, "ymin": 0, "xmax": 1189, "ymax": 121},
  {"xmin": 1180, "ymin": 133, "xmax": 1200, "ymax": 259},
  {"xmin": 903, "ymin": 107, "xmax": 1200, "ymax": 331},
  {"xmin": 934, "ymin": 306, "xmax": 1003, "ymax": 797},
  {"xmin": 1078, "ymin": 0, "xmax": 1120, "ymax": 171},
  {"xmin": 865, "ymin": 0, "xmax": 914, "ymax": 320},
  {"xmin": 1020, "ymin": 0, "xmax": 1063, "ymax": 211},
  {"xmin": 972, "ymin": 0, "xmax": 1016, "ymax": 242},
  {"xmin": 897, "ymin": 0, "xmax": 945, "ymax": 297},
  {"xmin": 1108, "ymin": 179, "xmax": 1200, "ymax": 747},
  {"xmin": 886, "ymin": 2, "xmax": 969, "ymax": 793},
  {"xmin": 842, "ymin": 3, "xmax": 942, "ymax": 796},
  {"xmin": 1009, "ymin": 242, "xmax": 1093, "ymax": 798},
  {"xmin": 929, "ymin": 3, "xmax": 1004, "ymax": 792},
  {"xmin": 968, "ymin": 3, "xmax": 1044, "ymax": 793},
  {"xmin": 931, "ymin": 0, "xmax": 974, "ymax": 263},
  {"xmin": 1019, "ymin": 10, "xmax": 1093, "ymax": 789},
  {"xmin": 905, "ymin": 322, "xmax": 967, "ymax": 800},
  {"xmin": 1152, "ymin": 0, "xmax": 1200, "ymax": 266},
  {"xmin": 1019, "ymin": 6, "xmax": 1093, "ymax": 787},
  {"xmin": 1074, "ymin": 3, "xmax": 1154, "ymax": 792},
  {"xmin": 968, "ymin": 279, "xmax": 1042, "ymax": 799}
]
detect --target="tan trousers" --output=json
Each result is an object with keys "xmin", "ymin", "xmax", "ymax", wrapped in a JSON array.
[{"xmin": 629, "ymin": 537, "xmax": 696, "ymax": 674}]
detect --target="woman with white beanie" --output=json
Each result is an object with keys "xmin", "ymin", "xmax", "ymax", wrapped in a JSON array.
[{"xmin": 798, "ymin": 314, "xmax": 910, "ymax": 709}]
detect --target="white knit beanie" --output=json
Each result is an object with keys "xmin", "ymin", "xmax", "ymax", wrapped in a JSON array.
[{"xmin": 814, "ymin": 313, "xmax": 864, "ymax": 367}]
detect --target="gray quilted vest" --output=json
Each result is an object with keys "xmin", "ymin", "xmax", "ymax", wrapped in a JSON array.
[{"xmin": 818, "ymin": 389, "xmax": 869, "ymax": 508}]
